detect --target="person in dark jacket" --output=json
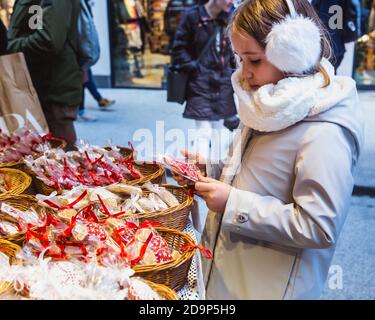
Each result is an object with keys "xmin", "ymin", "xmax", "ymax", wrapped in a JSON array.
[
  {"xmin": 172, "ymin": 0, "xmax": 238, "ymax": 160},
  {"xmin": 7, "ymin": 0, "xmax": 82, "ymax": 150},
  {"xmin": 311, "ymin": 0, "xmax": 346, "ymax": 71},
  {"xmin": 0, "ymin": 17, "xmax": 7, "ymax": 55},
  {"xmin": 311, "ymin": 0, "xmax": 362, "ymax": 72}
]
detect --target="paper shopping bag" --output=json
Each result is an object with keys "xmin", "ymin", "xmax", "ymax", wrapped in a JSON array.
[{"xmin": 0, "ymin": 52, "xmax": 49, "ymax": 135}]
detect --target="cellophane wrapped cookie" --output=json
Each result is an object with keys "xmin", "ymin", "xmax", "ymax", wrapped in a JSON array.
[
  {"xmin": 114, "ymin": 223, "xmax": 179, "ymax": 265},
  {"xmin": 25, "ymin": 140, "xmax": 142, "ymax": 191},
  {"xmin": 0, "ymin": 128, "xmax": 51, "ymax": 163},
  {"xmin": 0, "ymin": 202, "xmax": 47, "ymax": 237},
  {"xmin": 143, "ymin": 182, "xmax": 180, "ymax": 207},
  {"xmin": 0, "ymin": 251, "xmax": 164, "ymax": 300},
  {"xmin": 160, "ymin": 155, "xmax": 200, "ymax": 182},
  {"xmin": 127, "ymin": 278, "xmax": 162, "ymax": 300}
]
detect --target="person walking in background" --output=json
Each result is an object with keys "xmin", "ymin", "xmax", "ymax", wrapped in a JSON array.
[
  {"xmin": 78, "ymin": 68, "xmax": 116, "ymax": 122},
  {"xmin": 78, "ymin": 0, "xmax": 115, "ymax": 122},
  {"xmin": 311, "ymin": 0, "xmax": 362, "ymax": 72},
  {"xmin": 0, "ymin": 17, "xmax": 7, "ymax": 55},
  {"xmin": 7, "ymin": 0, "xmax": 82, "ymax": 150},
  {"xmin": 171, "ymin": 0, "xmax": 238, "ymax": 161}
]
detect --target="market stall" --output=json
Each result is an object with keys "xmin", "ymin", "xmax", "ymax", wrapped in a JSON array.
[{"xmin": 0, "ymin": 129, "xmax": 207, "ymax": 300}]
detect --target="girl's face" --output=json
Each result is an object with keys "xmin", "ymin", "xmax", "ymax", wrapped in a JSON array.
[{"xmin": 231, "ymin": 31, "xmax": 285, "ymax": 91}]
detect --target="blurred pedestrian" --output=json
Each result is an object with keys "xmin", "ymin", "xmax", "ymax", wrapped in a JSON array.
[
  {"xmin": 7, "ymin": 0, "xmax": 82, "ymax": 150},
  {"xmin": 311, "ymin": 0, "xmax": 362, "ymax": 72},
  {"xmin": 78, "ymin": 68, "xmax": 116, "ymax": 122},
  {"xmin": 78, "ymin": 0, "xmax": 115, "ymax": 122},
  {"xmin": 172, "ymin": 0, "xmax": 239, "ymax": 161}
]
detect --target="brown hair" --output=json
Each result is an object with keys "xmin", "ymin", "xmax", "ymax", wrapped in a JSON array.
[{"xmin": 228, "ymin": 0, "xmax": 332, "ymax": 87}]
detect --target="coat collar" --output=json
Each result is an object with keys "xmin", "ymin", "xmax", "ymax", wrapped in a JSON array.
[{"xmin": 198, "ymin": 4, "xmax": 233, "ymax": 25}]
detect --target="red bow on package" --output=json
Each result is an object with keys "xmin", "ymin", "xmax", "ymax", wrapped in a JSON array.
[
  {"xmin": 112, "ymin": 221, "xmax": 175, "ymax": 266},
  {"xmin": 180, "ymin": 244, "xmax": 213, "ymax": 260}
]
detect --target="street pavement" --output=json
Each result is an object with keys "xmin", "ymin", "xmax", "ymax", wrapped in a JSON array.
[{"xmin": 76, "ymin": 88, "xmax": 375, "ymax": 300}]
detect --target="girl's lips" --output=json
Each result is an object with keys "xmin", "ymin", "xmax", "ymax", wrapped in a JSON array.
[{"xmin": 250, "ymin": 85, "xmax": 260, "ymax": 91}]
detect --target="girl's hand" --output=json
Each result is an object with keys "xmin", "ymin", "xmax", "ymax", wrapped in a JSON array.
[
  {"xmin": 171, "ymin": 149, "xmax": 207, "ymax": 186},
  {"xmin": 195, "ymin": 174, "xmax": 232, "ymax": 214}
]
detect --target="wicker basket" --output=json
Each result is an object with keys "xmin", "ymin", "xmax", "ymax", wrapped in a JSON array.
[
  {"xmin": 144, "ymin": 280, "xmax": 179, "ymax": 300},
  {"xmin": 104, "ymin": 146, "xmax": 134, "ymax": 161},
  {"xmin": 135, "ymin": 185, "xmax": 193, "ymax": 231},
  {"xmin": 127, "ymin": 161, "xmax": 165, "ymax": 185},
  {"xmin": 31, "ymin": 177, "xmax": 56, "ymax": 196},
  {"xmin": 0, "ymin": 195, "xmax": 48, "ymax": 244},
  {"xmin": 132, "ymin": 227, "xmax": 196, "ymax": 291},
  {"xmin": 0, "ymin": 137, "xmax": 66, "ymax": 169},
  {"xmin": 32, "ymin": 160, "xmax": 166, "ymax": 196},
  {"xmin": 0, "ymin": 240, "xmax": 21, "ymax": 296},
  {"xmin": 0, "ymin": 168, "xmax": 32, "ymax": 200}
]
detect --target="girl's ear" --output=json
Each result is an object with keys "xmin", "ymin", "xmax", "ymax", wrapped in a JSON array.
[
  {"xmin": 265, "ymin": 0, "xmax": 321, "ymax": 74},
  {"xmin": 265, "ymin": 15, "xmax": 321, "ymax": 74}
]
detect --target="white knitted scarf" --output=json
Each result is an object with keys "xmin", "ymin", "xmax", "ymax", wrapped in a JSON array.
[{"xmin": 231, "ymin": 58, "xmax": 356, "ymax": 132}]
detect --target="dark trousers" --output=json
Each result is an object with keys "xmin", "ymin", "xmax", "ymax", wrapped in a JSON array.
[
  {"xmin": 43, "ymin": 103, "xmax": 79, "ymax": 151},
  {"xmin": 79, "ymin": 68, "xmax": 102, "ymax": 113}
]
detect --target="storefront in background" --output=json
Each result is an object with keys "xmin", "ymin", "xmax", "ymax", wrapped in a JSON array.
[
  {"xmin": 353, "ymin": 0, "xmax": 375, "ymax": 89},
  {"xmin": 108, "ymin": 0, "xmax": 198, "ymax": 89},
  {"xmin": 102, "ymin": 0, "xmax": 359, "ymax": 89},
  {"xmin": 2, "ymin": 0, "xmax": 363, "ymax": 90}
]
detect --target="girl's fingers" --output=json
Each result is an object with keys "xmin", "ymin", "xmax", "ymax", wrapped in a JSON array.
[
  {"xmin": 181, "ymin": 149, "xmax": 204, "ymax": 165},
  {"xmin": 197, "ymin": 173, "xmax": 214, "ymax": 183},
  {"xmin": 180, "ymin": 149, "xmax": 195, "ymax": 161},
  {"xmin": 195, "ymin": 181, "xmax": 214, "ymax": 192}
]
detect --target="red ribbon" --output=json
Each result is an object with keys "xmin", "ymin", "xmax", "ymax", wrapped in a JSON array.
[
  {"xmin": 41, "ymin": 132, "xmax": 61, "ymax": 143},
  {"xmin": 129, "ymin": 232, "xmax": 153, "ymax": 265},
  {"xmin": 43, "ymin": 190, "xmax": 87, "ymax": 211},
  {"xmin": 112, "ymin": 221, "xmax": 161, "ymax": 264},
  {"xmin": 180, "ymin": 244, "xmax": 213, "ymax": 260},
  {"xmin": 25, "ymin": 214, "xmax": 60, "ymax": 248},
  {"xmin": 125, "ymin": 221, "xmax": 161, "ymax": 230},
  {"xmin": 96, "ymin": 195, "xmax": 125, "ymax": 219}
]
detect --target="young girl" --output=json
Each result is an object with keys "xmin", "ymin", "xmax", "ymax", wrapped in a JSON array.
[{"xmin": 174, "ymin": 0, "xmax": 364, "ymax": 299}]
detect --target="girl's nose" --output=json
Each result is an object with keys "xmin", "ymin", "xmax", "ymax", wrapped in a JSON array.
[{"xmin": 242, "ymin": 64, "xmax": 253, "ymax": 80}]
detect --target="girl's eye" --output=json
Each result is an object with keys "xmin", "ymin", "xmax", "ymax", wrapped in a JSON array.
[{"xmin": 250, "ymin": 59, "xmax": 261, "ymax": 65}]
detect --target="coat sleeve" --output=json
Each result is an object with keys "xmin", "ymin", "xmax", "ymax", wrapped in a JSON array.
[
  {"xmin": 171, "ymin": 9, "xmax": 197, "ymax": 72},
  {"xmin": 7, "ymin": 0, "xmax": 74, "ymax": 61},
  {"xmin": 222, "ymin": 125, "xmax": 356, "ymax": 249}
]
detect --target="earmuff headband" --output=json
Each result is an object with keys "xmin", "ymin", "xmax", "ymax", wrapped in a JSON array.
[
  {"xmin": 265, "ymin": 0, "xmax": 322, "ymax": 74},
  {"xmin": 285, "ymin": 0, "xmax": 297, "ymax": 17}
]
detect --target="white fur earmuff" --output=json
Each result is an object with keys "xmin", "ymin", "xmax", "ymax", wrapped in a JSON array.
[{"xmin": 265, "ymin": 0, "xmax": 322, "ymax": 74}]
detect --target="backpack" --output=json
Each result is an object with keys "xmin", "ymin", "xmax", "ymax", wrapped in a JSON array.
[
  {"xmin": 342, "ymin": 0, "xmax": 363, "ymax": 43},
  {"xmin": 76, "ymin": 0, "xmax": 100, "ymax": 71}
]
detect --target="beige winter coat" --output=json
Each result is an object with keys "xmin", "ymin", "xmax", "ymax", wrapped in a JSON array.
[{"xmin": 199, "ymin": 81, "xmax": 364, "ymax": 300}]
